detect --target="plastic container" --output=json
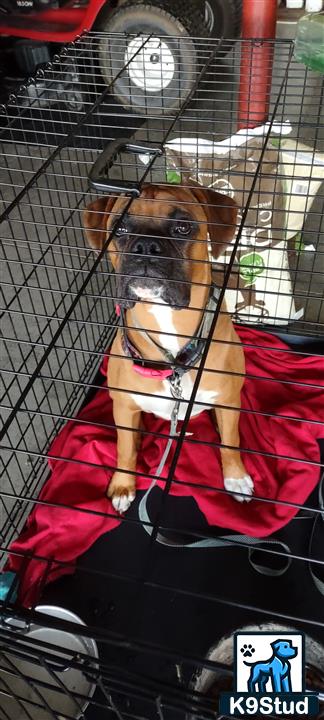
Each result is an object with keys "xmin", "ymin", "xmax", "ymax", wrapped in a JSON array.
[
  {"xmin": 294, "ymin": 11, "xmax": 324, "ymax": 72},
  {"xmin": 305, "ymin": 0, "xmax": 323, "ymax": 11},
  {"xmin": 286, "ymin": 1, "xmax": 304, "ymax": 8}
]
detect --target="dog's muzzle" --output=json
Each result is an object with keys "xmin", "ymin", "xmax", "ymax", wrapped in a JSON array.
[{"xmin": 117, "ymin": 235, "xmax": 190, "ymax": 309}]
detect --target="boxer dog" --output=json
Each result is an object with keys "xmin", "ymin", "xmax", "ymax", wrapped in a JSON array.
[{"xmin": 84, "ymin": 184, "xmax": 253, "ymax": 512}]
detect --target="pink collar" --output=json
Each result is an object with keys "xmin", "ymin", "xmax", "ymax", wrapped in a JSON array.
[
  {"xmin": 116, "ymin": 304, "xmax": 173, "ymax": 379},
  {"xmin": 133, "ymin": 365, "xmax": 173, "ymax": 379}
]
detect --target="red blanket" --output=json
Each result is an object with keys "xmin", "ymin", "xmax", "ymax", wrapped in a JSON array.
[{"xmin": 7, "ymin": 327, "xmax": 324, "ymax": 606}]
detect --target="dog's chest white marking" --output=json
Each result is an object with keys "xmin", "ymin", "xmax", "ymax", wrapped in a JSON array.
[
  {"xmin": 131, "ymin": 302, "xmax": 217, "ymax": 420},
  {"xmin": 148, "ymin": 302, "xmax": 180, "ymax": 356},
  {"xmin": 131, "ymin": 374, "xmax": 217, "ymax": 421}
]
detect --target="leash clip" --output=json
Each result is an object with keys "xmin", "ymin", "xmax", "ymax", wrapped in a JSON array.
[
  {"xmin": 170, "ymin": 370, "xmax": 183, "ymax": 400},
  {"xmin": 171, "ymin": 399, "xmax": 181, "ymax": 437}
]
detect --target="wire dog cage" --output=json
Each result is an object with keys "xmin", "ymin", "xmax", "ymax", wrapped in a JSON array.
[{"xmin": 0, "ymin": 31, "xmax": 324, "ymax": 720}]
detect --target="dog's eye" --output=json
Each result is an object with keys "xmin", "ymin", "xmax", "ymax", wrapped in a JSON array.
[
  {"xmin": 174, "ymin": 221, "xmax": 192, "ymax": 236},
  {"xmin": 115, "ymin": 225, "xmax": 128, "ymax": 237}
]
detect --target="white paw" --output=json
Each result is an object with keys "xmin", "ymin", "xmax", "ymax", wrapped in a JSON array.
[
  {"xmin": 224, "ymin": 475, "xmax": 254, "ymax": 503},
  {"xmin": 111, "ymin": 492, "xmax": 135, "ymax": 513}
]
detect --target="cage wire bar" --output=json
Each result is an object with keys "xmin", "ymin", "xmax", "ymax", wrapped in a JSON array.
[{"xmin": 0, "ymin": 31, "xmax": 323, "ymax": 720}]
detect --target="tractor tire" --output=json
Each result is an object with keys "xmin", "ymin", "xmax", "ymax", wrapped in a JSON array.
[{"xmin": 97, "ymin": 0, "xmax": 210, "ymax": 115}]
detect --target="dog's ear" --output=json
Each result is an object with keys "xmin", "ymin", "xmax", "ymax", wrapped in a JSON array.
[
  {"xmin": 271, "ymin": 640, "xmax": 281, "ymax": 651},
  {"xmin": 189, "ymin": 184, "xmax": 238, "ymax": 259},
  {"xmin": 83, "ymin": 196, "xmax": 117, "ymax": 250}
]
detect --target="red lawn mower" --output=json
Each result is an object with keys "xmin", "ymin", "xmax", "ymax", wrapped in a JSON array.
[{"xmin": 0, "ymin": 0, "xmax": 242, "ymax": 113}]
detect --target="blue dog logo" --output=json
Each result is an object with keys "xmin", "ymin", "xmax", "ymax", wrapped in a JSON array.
[
  {"xmin": 243, "ymin": 639, "xmax": 298, "ymax": 693},
  {"xmin": 220, "ymin": 632, "xmax": 319, "ymax": 716}
]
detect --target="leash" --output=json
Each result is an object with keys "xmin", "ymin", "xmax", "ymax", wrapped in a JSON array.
[
  {"xmin": 137, "ymin": 380, "xmax": 293, "ymax": 580},
  {"xmin": 137, "ymin": 383, "xmax": 323, "ymax": 585},
  {"xmin": 139, "ymin": 444, "xmax": 324, "ymax": 586}
]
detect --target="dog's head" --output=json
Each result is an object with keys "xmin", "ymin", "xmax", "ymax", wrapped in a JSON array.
[
  {"xmin": 83, "ymin": 183, "xmax": 238, "ymax": 309},
  {"xmin": 271, "ymin": 640, "xmax": 298, "ymax": 660}
]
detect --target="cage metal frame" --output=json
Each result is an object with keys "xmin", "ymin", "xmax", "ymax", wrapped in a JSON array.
[{"xmin": 0, "ymin": 31, "xmax": 323, "ymax": 720}]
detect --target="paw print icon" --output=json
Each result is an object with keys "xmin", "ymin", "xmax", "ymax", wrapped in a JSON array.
[{"xmin": 241, "ymin": 644, "xmax": 255, "ymax": 658}]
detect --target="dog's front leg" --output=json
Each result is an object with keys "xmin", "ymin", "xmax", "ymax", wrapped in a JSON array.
[
  {"xmin": 214, "ymin": 399, "xmax": 254, "ymax": 503},
  {"xmin": 108, "ymin": 398, "xmax": 142, "ymax": 513},
  {"xmin": 281, "ymin": 674, "xmax": 291, "ymax": 693},
  {"xmin": 271, "ymin": 671, "xmax": 283, "ymax": 694}
]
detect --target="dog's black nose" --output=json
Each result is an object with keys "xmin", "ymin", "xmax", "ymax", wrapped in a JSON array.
[{"xmin": 131, "ymin": 237, "xmax": 162, "ymax": 256}]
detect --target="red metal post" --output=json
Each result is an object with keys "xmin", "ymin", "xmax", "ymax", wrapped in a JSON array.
[{"xmin": 237, "ymin": 0, "xmax": 278, "ymax": 130}]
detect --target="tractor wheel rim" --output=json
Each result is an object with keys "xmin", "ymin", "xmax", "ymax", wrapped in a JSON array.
[{"xmin": 125, "ymin": 36, "xmax": 175, "ymax": 92}]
